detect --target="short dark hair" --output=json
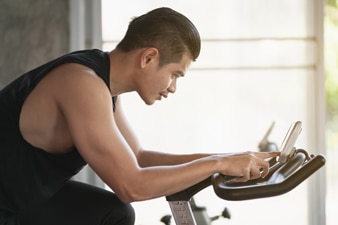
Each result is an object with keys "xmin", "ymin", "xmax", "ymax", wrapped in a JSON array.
[{"xmin": 116, "ymin": 7, "xmax": 201, "ymax": 67}]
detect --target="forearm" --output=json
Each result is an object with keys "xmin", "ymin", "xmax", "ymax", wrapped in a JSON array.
[
  {"xmin": 137, "ymin": 149, "xmax": 212, "ymax": 167},
  {"xmin": 125, "ymin": 150, "xmax": 278, "ymax": 202},
  {"xmin": 119, "ymin": 155, "xmax": 221, "ymax": 202},
  {"xmin": 94, "ymin": 147, "xmax": 278, "ymax": 203}
]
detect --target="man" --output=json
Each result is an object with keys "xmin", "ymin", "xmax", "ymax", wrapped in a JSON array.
[{"xmin": 0, "ymin": 7, "xmax": 279, "ymax": 225}]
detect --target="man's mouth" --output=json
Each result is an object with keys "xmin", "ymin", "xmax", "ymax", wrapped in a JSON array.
[{"xmin": 159, "ymin": 93, "xmax": 168, "ymax": 99}]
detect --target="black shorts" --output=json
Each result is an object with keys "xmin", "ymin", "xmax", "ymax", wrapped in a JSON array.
[{"xmin": 0, "ymin": 181, "xmax": 135, "ymax": 225}]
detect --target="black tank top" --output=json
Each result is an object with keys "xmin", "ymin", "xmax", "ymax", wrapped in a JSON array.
[{"xmin": 0, "ymin": 49, "xmax": 116, "ymax": 212}]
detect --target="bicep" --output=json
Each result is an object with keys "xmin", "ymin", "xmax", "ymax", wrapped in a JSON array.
[{"xmin": 54, "ymin": 70, "xmax": 139, "ymax": 192}]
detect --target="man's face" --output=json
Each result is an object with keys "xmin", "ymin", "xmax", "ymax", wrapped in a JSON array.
[{"xmin": 137, "ymin": 52, "xmax": 192, "ymax": 105}]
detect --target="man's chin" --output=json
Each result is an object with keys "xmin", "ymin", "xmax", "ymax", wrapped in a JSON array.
[
  {"xmin": 143, "ymin": 98, "xmax": 157, "ymax": 106},
  {"xmin": 138, "ymin": 93, "xmax": 160, "ymax": 105}
]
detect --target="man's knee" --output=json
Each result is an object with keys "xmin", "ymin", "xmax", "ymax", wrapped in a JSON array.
[
  {"xmin": 103, "ymin": 202, "xmax": 135, "ymax": 225},
  {"xmin": 119, "ymin": 203, "xmax": 135, "ymax": 225}
]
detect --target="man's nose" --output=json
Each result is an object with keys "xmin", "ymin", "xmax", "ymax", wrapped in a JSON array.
[{"xmin": 168, "ymin": 79, "xmax": 177, "ymax": 93}]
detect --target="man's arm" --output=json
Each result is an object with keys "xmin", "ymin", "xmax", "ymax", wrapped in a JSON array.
[
  {"xmin": 54, "ymin": 67, "xmax": 278, "ymax": 203},
  {"xmin": 53, "ymin": 68, "xmax": 220, "ymax": 202}
]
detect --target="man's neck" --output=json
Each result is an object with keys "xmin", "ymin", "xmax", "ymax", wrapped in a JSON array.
[{"xmin": 108, "ymin": 49, "xmax": 137, "ymax": 96}]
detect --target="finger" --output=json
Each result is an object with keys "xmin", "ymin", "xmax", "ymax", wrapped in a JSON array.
[
  {"xmin": 249, "ymin": 168, "xmax": 262, "ymax": 180},
  {"xmin": 235, "ymin": 176, "xmax": 250, "ymax": 183},
  {"xmin": 260, "ymin": 167, "xmax": 269, "ymax": 178},
  {"xmin": 254, "ymin": 151, "xmax": 281, "ymax": 159},
  {"xmin": 234, "ymin": 168, "xmax": 264, "ymax": 182},
  {"xmin": 237, "ymin": 168, "xmax": 251, "ymax": 182},
  {"xmin": 256, "ymin": 160, "xmax": 270, "ymax": 178}
]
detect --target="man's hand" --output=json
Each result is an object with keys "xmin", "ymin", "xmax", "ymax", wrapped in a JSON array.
[{"xmin": 218, "ymin": 151, "xmax": 280, "ymax": 182}]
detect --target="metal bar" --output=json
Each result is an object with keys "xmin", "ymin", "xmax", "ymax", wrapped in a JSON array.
[{"xmin": 168, "ymin": 201, "xmax": 197, "ymax": 225}]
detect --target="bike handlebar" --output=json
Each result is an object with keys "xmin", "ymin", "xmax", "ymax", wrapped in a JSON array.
[{"xmin": 166, "ymin": 150, "xmax": 325, "ymax": 202}]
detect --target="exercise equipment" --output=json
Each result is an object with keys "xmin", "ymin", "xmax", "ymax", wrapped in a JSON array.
[{"xmin": 161, "ymin": 121, "xmax": 325, "ymax": 225}]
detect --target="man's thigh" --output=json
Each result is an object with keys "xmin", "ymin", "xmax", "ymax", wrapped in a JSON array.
[{"xmin": 20, "ymin": 180, "xmax": 135, "ymax": 225}]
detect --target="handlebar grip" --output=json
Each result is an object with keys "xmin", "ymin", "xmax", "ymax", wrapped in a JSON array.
[
  {"xmin": 267, "ymin": 151, "xmax": 306, "ymax": 184},
  {"xmin": 211, "ymin": 153, "xmax": 325, "ymax": 201},
  {"xmin": 165, "ymin": 151, "xmax": 325, "ymax": 202}
]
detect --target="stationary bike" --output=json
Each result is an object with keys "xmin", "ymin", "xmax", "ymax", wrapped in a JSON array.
[{"xmin": 160, "ymin": 121, "xmax": 326, "ymax": 225}]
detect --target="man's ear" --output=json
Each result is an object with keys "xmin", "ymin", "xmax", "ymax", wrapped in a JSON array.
[{"xmin": 140, "ymin": 48, "xmax": 159, "ymax": 68}]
